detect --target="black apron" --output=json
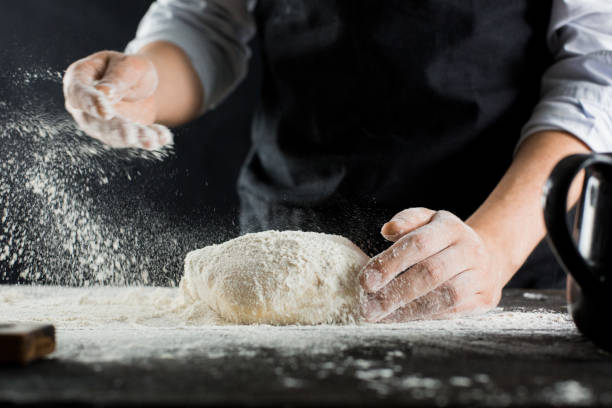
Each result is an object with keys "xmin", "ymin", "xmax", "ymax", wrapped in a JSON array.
[{"xmin": 238, "ymin": 0, "xmax": 564, "ymax": 287}]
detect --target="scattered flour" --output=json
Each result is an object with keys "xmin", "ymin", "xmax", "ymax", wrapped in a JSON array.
[
  {"xmin": 0, "ymin": 285, "xmax": 596, "ymax": 404},
  {"xmin": 355, "ymin": 368, "xmax": 395, "ymax": 380},
  {"xmin": 0, "ymin": 285, "xmax": 581, "ymax": 363},
  {"xmin": 545, "ymin": 380, "xmax": 594, "ymax": 406},
  {"xmin": 523, "ymin": 292, "xmax": 548, "ymax": 301},
  {"xmin": 449, "ymin": 376, "xmax": 473, "ymax": 387},
  {"xmin": 0, "ymin": 66, "xmax": 228, "ymax": 286},
  {"xmin": 0, "ymin": 66, "xmax": 602, "ymax": 407},
  {"xmin": 181, "ymin": 230, "xmax": 369, "ymax": 324}
]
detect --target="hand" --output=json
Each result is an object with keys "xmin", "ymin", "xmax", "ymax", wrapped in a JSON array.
[
  {"xmin": 63, "ymin": 50, "xmax": 172, "ymax": 150},
  {"xmin": 360, "ymin": 208, "xmax": 504, "ymax": 322}
]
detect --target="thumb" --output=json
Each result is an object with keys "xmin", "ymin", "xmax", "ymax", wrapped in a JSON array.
[
  {"xmin": 94, "ymin": 54, "xmax": 158, "ymax": 104},
  {"xmin": 381, "ymin": 207, "xmax": 436, "ymax": 241}
]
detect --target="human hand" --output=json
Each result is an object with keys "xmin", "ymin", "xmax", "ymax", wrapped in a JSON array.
[
  {"xmin": 63, "ymin": 50, "xmax": 172, "ymax": 150},
  {"xmin": 360, "ymin": 208, "xmax": 505, "ymax": 322}
]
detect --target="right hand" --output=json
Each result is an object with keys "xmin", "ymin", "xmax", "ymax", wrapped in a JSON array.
[{"xmin": 63, "ymin": 50, "xmax": 172, "ymax": 150}]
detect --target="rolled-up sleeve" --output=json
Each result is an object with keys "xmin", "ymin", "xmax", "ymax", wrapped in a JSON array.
[
  {"xmin": 519, "ymin": 0, "xmax": 612, "ymax": 153},
  {"xmin": 125, "ymin": 0, "xmax": 256, "ymax": 112}
]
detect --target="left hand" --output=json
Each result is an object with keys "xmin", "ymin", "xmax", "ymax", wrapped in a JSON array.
[{"xmin": 360, "ymin": 207, "xmax": 505, "ymax": 322}]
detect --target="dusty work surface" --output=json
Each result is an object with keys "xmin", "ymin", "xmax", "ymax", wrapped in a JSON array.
[{"xmin": 1, "ymin": 286, "xmax": 611, "ymax": 407}]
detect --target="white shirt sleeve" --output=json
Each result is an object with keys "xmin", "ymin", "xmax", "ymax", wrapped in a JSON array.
[
  {"xmin": 125, "ymin": 0, "xmax": 256, "ymax": 112},
  {"xmin": 518, "ymin": 0, "xmax": 612, "ymax": 153}
]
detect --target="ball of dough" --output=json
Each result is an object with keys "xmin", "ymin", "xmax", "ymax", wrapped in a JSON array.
[{"xmin": 181, "ymin": 230, "xmax": 369, "ymax": 325}]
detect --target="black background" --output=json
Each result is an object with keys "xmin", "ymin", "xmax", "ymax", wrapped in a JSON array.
[
  {"xmin": 0, "ymin": 1, "xmax": 565, "ymax": 287},
  {"xmin": 1, "ymin": 0, "xmax": 257, "ymax": 214},
  {"xmin": 0, "ymin": 0, "xmax": 259, "ymax": 284}
]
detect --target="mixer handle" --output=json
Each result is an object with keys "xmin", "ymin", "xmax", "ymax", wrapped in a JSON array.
[{"xmin": 543, "ymin": 154, "xmax": 612, "ymax": 297}]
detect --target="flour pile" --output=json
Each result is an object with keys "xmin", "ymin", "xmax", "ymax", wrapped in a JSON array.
[{"xmin": 181, "ymin": 230, "xmax": 370, "ymax": 324}]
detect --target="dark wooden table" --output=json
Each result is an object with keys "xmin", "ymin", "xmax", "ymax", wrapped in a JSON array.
[{"xmin": 1, "ymin": 289, "xmax": 611, "ymax": 407}]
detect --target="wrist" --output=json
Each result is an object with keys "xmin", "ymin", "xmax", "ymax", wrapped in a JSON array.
[
  {"xmin": 137, "ymin": 41, "xmax": 204, "ymax": 126},
  {"xmin": 465, "ymin": 131, "xmax": 591, "ymax": 285},
  {"xmin": 467, "ymin": 217, "xmax": 518, "ymax": 284}
]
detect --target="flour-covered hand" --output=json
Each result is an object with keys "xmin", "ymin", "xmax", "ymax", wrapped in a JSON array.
[
  {"xmin": 63, "ymin": 51, "xmax": 172, "ymax": 150},
  {"xmin": 360, "ymin": 208, "xmax": 504, "ymax": 322}
]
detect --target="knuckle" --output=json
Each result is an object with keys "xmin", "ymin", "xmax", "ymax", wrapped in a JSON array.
[
  {"xmin": 419, "ymin": 258, "xmax": 443, "ymax": 286},
  {"xmin": 64, "ymin": 60, "xmax": 85, "ymax": 79},
  {"xmin": 380, "ymin": 287, "xmax": 401, "ymax": 313},
  {"xmin": 409, "ymin": 233, "xmax": 429, "ymax": 252},
  {"xmin": 440, "ymin": 284, "xmax": 459, "ymax": 307},
  {"xmin": 403, "ymin": 302, "xmax": 420, "ymax": 320},
  {"xmin": 410, "ymin": 295, "xmax": 433, "ymax": 318},
  {"xmin": 388, "ymin": 303, "xmax": 415, "ymax": 323},
  {"xmin": 126, "ymin": 124, "xmax": 142, "ymax": 145},
  {"xmin": 117, "ymin": 121, "xmax": 132, "ymax": 142},
  {"xmin": 379, "ymin": 273, "xmax": 413, "ymax": 312},
  {"xmin": 77, "ymin": 111, "xmax": 93, "ymax": 126},
  {"xmin": 435, "ymin": 210, "xmax": 460, "ymax": 225},
  {"xmin": 140, "ymin": 129, "xmax": 154, "ymax": 150}
]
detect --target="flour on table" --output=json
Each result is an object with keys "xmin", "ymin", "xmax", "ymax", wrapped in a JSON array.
[{"xmin": 180, "ymin": 230, "xmax": 370, "ymax": 325}]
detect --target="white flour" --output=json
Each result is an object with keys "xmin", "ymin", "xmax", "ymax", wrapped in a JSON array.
[
  {"xmin": 1, "ymin": 285, "xmax": 599, "ymax": 405},
  {"xmin": 0, "ymin": 68, "xmax": 602, "ymax": 406},
  {"xmin": 0, "ymin": 67, "xmax": 226, "ymax": 286},
  {"xmin": 0, "ymin": 285, "xmax": 578, "ymax": 357},
  {"xmin": 545, "ymin": 380, "xmax": 595, "ymax": 406},
  {"xmin": 182, "ymin": 230, "xmax": 369, "ymax": 324}
]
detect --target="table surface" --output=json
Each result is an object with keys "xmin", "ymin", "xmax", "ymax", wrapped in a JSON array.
[{"xmin": 1, "ymin": 287, "xmax": 611, "ymax": 407}]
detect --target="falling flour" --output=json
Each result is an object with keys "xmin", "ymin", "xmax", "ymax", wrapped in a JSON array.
[
  {"xmin": 182, "ymin": 230, "xmax": 370, "ymax": 324},
  {"xmin": 0, "ymin": 66, "xmax": 232, "ymax": 286}
]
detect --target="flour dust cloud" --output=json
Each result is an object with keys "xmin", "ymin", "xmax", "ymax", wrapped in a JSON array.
[{"xmin": 0, "ymin": 67, "xmax": 234, "ymax": 286}]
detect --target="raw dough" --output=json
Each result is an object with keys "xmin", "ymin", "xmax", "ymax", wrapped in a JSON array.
[{"xmin": 181, "ymin": 230, "xmax": 369, "ymax": 325}]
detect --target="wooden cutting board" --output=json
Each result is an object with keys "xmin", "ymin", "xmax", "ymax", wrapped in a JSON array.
[{"xmin": 0, "ymin": 323, "xmax": 55, "ymax": 365}]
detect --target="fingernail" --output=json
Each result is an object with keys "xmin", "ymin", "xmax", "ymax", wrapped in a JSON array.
[
  {"xmin": 363, "ymin": 268, "xmax": 381, "ymax": 291},
  {"xmin": 381, "ymin": 221, "xmax": 400, "ymax": 239}
]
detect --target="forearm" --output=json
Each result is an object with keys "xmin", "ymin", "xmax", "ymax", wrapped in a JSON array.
[
  {"xmin": 138, "ymin": 41, "xmax": 204, "ymax": 127},
  {"xmin": 466, "ymin": 130, "xmax": 590, "ymax": 284}
]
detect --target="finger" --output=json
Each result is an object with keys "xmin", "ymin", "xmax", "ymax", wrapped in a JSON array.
[
  {"xmin": 362, "ymin": 244, "xmax": 469, "ymax": 321},
  {"xmin": 74, "ymin": 111, "xmax": 172, "ymax": 150},
  {"xmin": 64, "ymin": 51, "xmax": 113, "ymax": 87},
  {"xmin": 70, "ymin": 110, "xmax": 128, "ymax": 147},
  {"xmin": 137, "ymin": 124, "xmax": 173, "ymax": 150},
  {"xmin": 112, "ymin": 98, "xmax": 157, "ymax": 125},
  {"xmin": 94, "ymin": 55, "xmax": 157, "ymax": 103},
  {"xmin": 64, "ymin": 52, "xmax": 118, "ymax": 119},
  {"xmin": 380, "ymin": 270, "xmax": 476, "ymax": 322},
  {"xmin": 65, "ymin": 82, "xmax": 115, "ymax": 120},
  {"xmin": 381, "ymin": 207, "xmax": 436, "ymax": 242},
  {"xmin": 361, "ymin": 211, "xmax": 460, "ymax": 293}
]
